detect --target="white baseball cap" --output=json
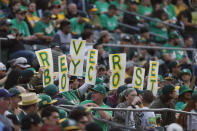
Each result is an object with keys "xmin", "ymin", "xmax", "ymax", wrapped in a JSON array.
[
  {"xmin": 0, "ymin": 62, "xmax": 6, "ymax": 71},
  {"xmin": 13, "ymin": 57, "xmax": 30, "ymax": 68}
]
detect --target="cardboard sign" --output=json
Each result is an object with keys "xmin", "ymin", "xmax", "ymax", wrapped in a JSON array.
[
  {"xmin": 35, "ymin": 48, "xmax": 54, "ymax": 87},
  {"xmin": 69, "ymin": 39, "xmax": 86, "ymax": 76},
  {"xmin": 85, "ymin": 49, "xmax": 98, "ymax": 85},
  {"xmin": 109, "ymin": 53, "xmax": 126, "ymax": 90},
  {"xmin": 58, "ymin": 55, "xmax": 69, "ymax": 93},
  {"xmin": 132, "ymin": 67, "xmax": 145, "ymax": 90},
  {"xmin": 147, "ymin": 61, "xmax": 159, "ymax": 96}
]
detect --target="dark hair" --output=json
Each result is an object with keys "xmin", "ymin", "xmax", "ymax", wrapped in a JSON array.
[
  {"xmin": 41, "ymin": 106, "xmax": 58, "ymax": 118},
  {"xmin": 159, "ymin": 93, "xmax": 173, "ymax": 104},
  {"xmin": 177, "ymin": 11, "xmax": 188, "ymax": 21},
  {"xmin": 60, "ymin": 20, "xmax": 70, "ymax": 30},
  {"xmin": 69, "ymin": 108, "xmax": 88, "ymax": 122},
  {"xmin": 4, "ymin": 69, "xmax": 21, "ymax": 89},
  {"xmin": 20, "ymin": 103, "xmax": 37, "ymax": 110},
  {"xmin": 93, "ymin": 42, "xmax": 102, "ymax": 49},
  {"xmin": 152, "ymin": 9, "xmax": 168, "ymax": 20},
  {"xmin": 142, "ymin": 90, "xmax": 154, "ymax": 104},
  {"xmin": 81, "ymin": 29, "xmax": 93, "ymax": 40},
  {"xmin": 108, "ymin": 5, "xmax": 117, "ymax": 10},
  {"xmin": 85, "ymin": 122, "xmax": 102, "ymax": 131},
  {"xmin": 21, "ymin": 113, "xmax": 41, "ymax": 130}
]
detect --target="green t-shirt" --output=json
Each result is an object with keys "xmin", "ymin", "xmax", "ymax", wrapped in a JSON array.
[
  {"xmin": 70, "ymin": 17, "xmax": 85, "ymax": 35},
  {"xmin": 80, "ymin": 100, "xmax": 112, "ymax": 131},
  {"xmin": 95, "ymin": 1, "xmax": 109, "ymax": 13},
  {"xmin": 161, "ymin": 3, "xmax": 176, "ymax": 20},
  {"xmin": 61, "ymin": 89, "xmax": 81, "ymax": 105},
  {"xmin": 138, "ymin": 5, "xmax": 153, "ymax": 16},
  {"xmin": 33, "ymin": 20, "xmax": 55, "ymax": 36},
  {"xmin": 110, "ymin": 1, "xmax": 127, "ymax": 16},
  {"xmin": 100, "ymin": 13, "xmax": 118, "ymax": 31},
  {"xmin": 149, "ymin": 18, "xmax": 168, "ymax": 42},
  {"xmin": 11, "ymin": 19, "xmax": 30, "ymax": 37},
  {"xmin": 162, "ymin": 42, "xmax": 186, "ymax": 60},
  {"xmin": 175, "ymin": 101, "xmax": 187, "ymax": 111}
]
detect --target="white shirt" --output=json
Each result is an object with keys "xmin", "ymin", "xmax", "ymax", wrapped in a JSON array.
[{"xmin": 140, "ymin": 107, "xmax": 156, "ymax": 127}]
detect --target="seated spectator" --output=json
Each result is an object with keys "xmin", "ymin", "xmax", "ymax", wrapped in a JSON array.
[
  {"xmin": 66, "ymin": 3, "xmax": 78, "ymax": 19},
  {"xmin": 25, "ymin": 2, "xmax": 40, "ymax": 34},
  {"xmin": 52, "ymin": 20, "xmax": 72, "ymax": 54},
  {"xmin": 110, "ymin": 0, "xmax": 127, "ymax": 17},
  {"xmin": 180, "ymin": 68, "xmax": 192, "ymax": 87},
  {"xmin": 95, "ymin": 0, "xmax": 109, "ymax": 14},
  {"xmin": 150, "ymin": 9, "xmax": 169, "ymax": 43},
  {"xmin": 33, "ymin": 10, "xmax": 55, "ymax": 45},
  {"xmin": 151, "ymin": 84, "xmax": 176, "ymax": 126},
  {"xmin": 138, "ymin": 0, "xmax": 153, "ymax": 16},
  {"xmin": 123, "ymin": 0, "xmax": 139, "ymax": 34},
  {"xmin": 100, "ymin": 5, "xmax": 119, "ymax": 32},
  {"xmin": 21, "ymin": 112, "xmax": 41, "ymax": 131},
  {"xmin": 11, "ymin": 9, "xmax": 37, "ymax": 41},
  {"xmin": 81, "ymin": 84, "xmax": 112, "ymax": 131},
  {"xmin": 161, "ymin": 0, "xmax": 176, "ymax": 21},
  {"xmin": 59, "ymin": 118, "xmax": 79, "ymax": 131},
  {"xmin": 7, "ymin": 0, "xmax": 21, "ymax": 19},
  {"xmin": 70, "ymin": 12, "xmax": 90, "ymax": 35}
]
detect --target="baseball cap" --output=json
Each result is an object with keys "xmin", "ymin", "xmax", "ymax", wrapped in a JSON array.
[
  {"xmin": 39, "ymin": 94, "xmax": 57, "ymax": 108},
  {"xmin": 179, "ymin": 85, "xmax": 192, "ymax": 96},
  {"xmin": 90, "ymin": 84, "xmax": 106, "ymax": 96},
  {"xmin": 0, "ymin": 62, "xmax": 6, "ymax": 71},
  {"xmin": 8, "ymin": 87, "xmax": 21, "ymax": 96},
  {"xmin": 0, "ymin": 88, "xmax": 14, "ymax": 98},
  {"xmin": 79, "ymin": 12, "xmax": 90, "ymax": 23},
  {"xmin": 13, "ymin": 57, "xmax": 30, "ymax": 68},
  {"xmin": 180, "ymin": 68, "xmax": 191, "ymax": 75},
  {"xmin": 15, "ymin": 8, "xmax": 26, "ymax": 14},
  {"xmin": 168, "ymin": 61, "xmax": 180, "ymax": 69},
  {"xmin": 44, "ymin": 84, "xmax": 58, "ymax": 97},
  {"xmin": 162, "ymin": 84, "xmax": 175, "ymax": 95},
  {"xmin": 169, "ymin": 31, "xmax": 179, "ymax": 40},
  {"xmin": 43, "ymin": 10, "xmax": 52, "ymax": 18}
]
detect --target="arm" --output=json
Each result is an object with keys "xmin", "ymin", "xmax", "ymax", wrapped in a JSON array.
[{"xmin": 0, "ymin": 76, "xmax": 7, "ymax": 85}]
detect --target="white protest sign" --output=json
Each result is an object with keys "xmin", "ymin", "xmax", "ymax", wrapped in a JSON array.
[
  {"xmin": 58, "ymin": 55, "xmax": 69, "ymax": 93},
  {"xmin": 147, "ymin": 61, "xmax": 159, "ymax": 96},
  {"xmin": 85, "ymin": 49, "xmax": 98, "ymax": 85},
  {"xmin": 132, "ymin": 67, "xmax": 145, "ymax": 90},
  {"xmin": 109, "ymin": 53, "xmax": 126, "ymax": 90},
  {"xmin": 35, "ymin": 48, "xmax": 54, "ymax": 87},
  {"xmin": 69, "ymin": 39, "xmax": 86, "ymax": 76}
]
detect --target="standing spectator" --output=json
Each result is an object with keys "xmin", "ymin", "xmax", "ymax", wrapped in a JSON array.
[
  {"xmin": 21, "ymin": 112, "xmax": 41, "ymax": 131},
  {"xmin": 113, "ymin": 88, "xmax": 137, "ymax": 127},
  {"xmin": 18, "ymin": 93, "xmax": 41, "ymax": 122},
  {"xmin": 81, "ymin": 84, "xmax": 112, "ymax": 131},
  {"xmin": 52, "ymin": 20, "xmax": 72, "ymax": 54},
  {"xmin": 151, "ymin": 84, "xmax": 176, "ymax": 126},
  {"xmin": 100, "ymin": 5, "xmax": 119, "ymax": 32},
  {"xmin": 175, "ymin": 85, "xmax": 192, "ymax": 111},
  {"xmin": 0, "ymin": 88, "xmax": 14, "ymax": 131}
]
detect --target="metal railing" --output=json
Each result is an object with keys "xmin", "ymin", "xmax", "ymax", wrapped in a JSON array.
[{"xmin": 58, "ymin": 104, "xmax": 197, "ymax": 131}]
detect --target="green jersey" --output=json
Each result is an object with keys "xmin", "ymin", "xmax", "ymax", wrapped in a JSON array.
[
  {"xmin": 95, "ymin": 1, "xmax": 109, "ymax": 13},
  {"xmin": 162, "ymin": 42, "xmax": 186, "ymax": 60},
  {"xmin": 33, "ymin": 20, "xmax": 55, "ymax": 36},
  {"xmin": 11, "ymin": 19, "xmax": 30, "ymax": 37},
  {"xmin": 138, "ymin": 5, "xmax": 153, "ymax": 16},
  {"xmin": 61, "ymin": 89, "xmax": 81, "ymax": 105},
  {"xmin": 100, "ymin": 13, "xmax": 118, "ymax": 31},
  {"xmin": 70, "ymin": 17, "xmax": 85, "ymax": 35},
  {"xmin": 161, "ymin": 3, "xmax": 176, "ymax": 20},
  {"xmin": 80, "ymin": 100, "xmax": 112, "ymax": 131}
]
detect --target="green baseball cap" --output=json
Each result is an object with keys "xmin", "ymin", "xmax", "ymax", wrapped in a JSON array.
[
  {"xmin": 21, "ymin": 68, "xmax": 35, "ymax": 78},
  {"xmin": 168, "ymin": 61, "xmax": 180, "ymax": 69},
  {"xmin": 90, "ymin": 84, "xmax": 106, "ymax": 96},
  {"xmin": 39, "ymin": 94, "xmax": 57, "ymax": 108},
  {"xmin": 179, "ymin": 85, "xmax": 192, "ymax": 96},
  {"xmin": 44, "ymin": 84, "xmax": 58, "ymax": 97},
  {"xmin": 8, "ymin": 87, "xmax": 21, "ymax": 96},
  {"xmin": 59, "ymin": 118, "xmax": 79, "ymax": 131},
  {"xmin": 169, "ymin": 31, "xmax": 179, "ymax": 39},
  {"xmin": 164, "ymin": 73, "xmax": 174, "ymax": 80},
  {"xmin": 58, "ymin": 109, "xmax": 67, "ymax": 119},
  {"xmin": 180, "ymin": 68, "xmax": 191, "ymax": 75}
]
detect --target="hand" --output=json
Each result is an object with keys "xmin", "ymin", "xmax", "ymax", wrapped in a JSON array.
[
  {"xmin": 37, "ymin": 66, "xmax": 45, "ymax": 78},
  {"xmin": 106, "ymin": 70, "xmax": 112, "ymax": 79},
  {"xmin": 66, "ymin": 55, "xmax": 72, "ymax": 64}
]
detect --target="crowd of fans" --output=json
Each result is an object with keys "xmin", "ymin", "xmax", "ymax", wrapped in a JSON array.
[{"xmin": 1, "ymin": 0, "xmax": 197, "ymax": 130}]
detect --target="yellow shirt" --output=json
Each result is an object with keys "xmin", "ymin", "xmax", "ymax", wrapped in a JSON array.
[
  {"xmin": 26, "ymin": 14, "xmax": 40, "ymax": 27},
  {"xmin": 174, "ymin": 4, "xmax": 187, "ymax": 16}
]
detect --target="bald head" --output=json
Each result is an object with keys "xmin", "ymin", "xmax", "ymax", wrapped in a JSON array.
[{"xmin": 68, "ymin": 3, "xmax": 77, "ymax": 15}]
